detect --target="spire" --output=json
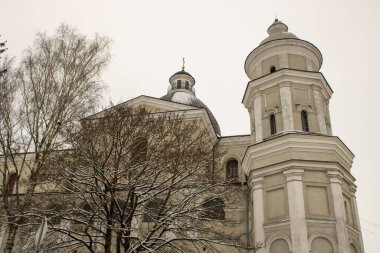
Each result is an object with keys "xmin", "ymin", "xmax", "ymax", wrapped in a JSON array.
[{"xmin": 182, "ymin": 57, "xmax": 185, "ymax": 71}]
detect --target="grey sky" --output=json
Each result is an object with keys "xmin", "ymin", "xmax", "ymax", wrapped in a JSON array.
[{"xmin": 2, "ymin": 0, "xmax": 380, "ymax": 251}]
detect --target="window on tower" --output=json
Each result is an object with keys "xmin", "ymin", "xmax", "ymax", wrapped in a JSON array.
[
  {"xmin": 270, "ymin": 66, "xmax": 276, "ymax": 73},
  {"xmin": 185, "ymin": 81, "xmax": 189, "ymax": 90},
  {"xmin": 270, "ymin": 114, "xmax": 277, "ymax": 135},
  {"xmin": 301, "ymin": 110, "xmax": 309, "ymax": 132}
]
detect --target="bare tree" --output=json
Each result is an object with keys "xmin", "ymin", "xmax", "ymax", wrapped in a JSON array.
[
  {"xmin": 32, "ymin": 105, "xmax": 244, "ymax": 253},
  {"xmin": 0, "ymin": 24, "xmax": 111, "ymax": 252}
]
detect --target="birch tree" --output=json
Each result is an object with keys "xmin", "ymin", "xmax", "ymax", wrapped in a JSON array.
[{"xmin": 0, "ymin": 24, "xmax": 111, "ymax": 252}]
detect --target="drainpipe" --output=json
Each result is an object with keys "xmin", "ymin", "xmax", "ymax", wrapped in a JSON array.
[{"xmin": 242, "ymin": 182, "xmax": 250, "ymax": 253}]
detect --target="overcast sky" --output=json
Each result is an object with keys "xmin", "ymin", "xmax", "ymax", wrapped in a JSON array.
[{"xmin": 1, "ymin": 0, "xmax": 380, "ymax": 251}]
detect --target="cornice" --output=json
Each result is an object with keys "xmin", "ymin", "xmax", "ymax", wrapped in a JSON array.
[
  {"xmin": 242, "ymin": 69, "xmax": 333, "ymax": 108},
  {"xmin": 242, "ymin": 133, "xmax": 354, "ymax": 175}
]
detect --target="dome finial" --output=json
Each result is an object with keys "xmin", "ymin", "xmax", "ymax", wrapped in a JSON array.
[
  {"xmin": 275, "ymin": 12, "xmax": 278, "ymax": 22},
  {"xmin": 182, "ymin": 57, "xmax": 185, "ymax": 71}
]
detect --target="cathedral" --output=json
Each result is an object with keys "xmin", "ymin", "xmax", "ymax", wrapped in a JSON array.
[
  {"xmin": 0, "ymin": 19, "xmax": 365, "ymax": 253},
  {"xmin": 132, "ymin": 19, "xmax": 364, "ymax": 253}
]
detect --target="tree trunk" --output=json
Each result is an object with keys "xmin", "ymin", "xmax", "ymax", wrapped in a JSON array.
[
  {"xmin": 116, "ymin": 231, "xmax": 122, "ymax": 253},
  {"xmin": 104, "ymin": 227, "xmax": 113, "ymax": 253},
  {"xmin": 3, "ymin": 222, "xmax": 17, "ymax": 253}
]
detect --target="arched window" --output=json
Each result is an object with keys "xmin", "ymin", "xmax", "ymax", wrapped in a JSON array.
[
  {"xmin": 201, "ymin": 198, "xmax": 225, "ymax": 220},
  {"xmin": 311, "ymin": 237, "xmax": 334, "ymax": 253},
  {"xmin": 270, "ymin": 66, "xmax": 276, "ymax": 73},
  {"xmin": 226, "ymin": 159, "xmax": 238, "ymax": 181},
  {"xmin": 7, "ymin": 173, "xmax": 17, "ymax": 194},
  {"xmin": 269, "ymin": 239, "xmax": 290, "ymax": 253},
  {"xmin": 143, "ymin": 199, "xmax": 161, "ymax": 222},
  {"xmin": 131, "ymin": 137, "xmax": 148, "ymax": 164},
  {"xmin": 301, "ymin": 110, "xmax": 309, "ymax": 132},
  {"xmin": 270, "ymin": 114, "xmax": 277, "ymax": 135},
  {"xmin": 72, "ymin": 203, "xmax": 93, "ymax": 224},
  {"xmin": 176, "ymin": 80, "xmax": 182, "ymax": 89},
  {"xmin": 49, "ymin": 206, "xmax": 63, "ymax": 225}
]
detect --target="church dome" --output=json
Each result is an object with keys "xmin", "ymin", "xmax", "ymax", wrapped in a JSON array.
[{"xmin": 160, "ymin": 67, "xmax": 221, "ymax": 135}]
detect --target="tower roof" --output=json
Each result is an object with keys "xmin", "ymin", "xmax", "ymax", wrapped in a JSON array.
[
  {"xmin": 245, "ymin": 19, "xmax": 323, "ymax": 80},
  {"xmin": 260, "ymin": 19, "xmax": 299, "ymax": 45}
]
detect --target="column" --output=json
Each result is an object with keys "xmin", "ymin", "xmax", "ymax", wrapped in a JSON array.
[
  {"xmin": 250, "ymin": 177, "xmax": 265, "ymax": 253},
  {"xmin": 254, "ymin": 91, "xmax": 263, "ymax": 142},
  {"xmin": 312, "ymin": 85, "xmax": 327, "ymax": 134},
  {"xmin": 283, "ymin": 169, "xmax": 308, "ymax": 253},
  {"xmin": 327, "ymin": 171, "xmax": 349, "ymax": 253},
  {"xmin": 279, "ymin": 82, "xmax": 294, "ymax": 131}
]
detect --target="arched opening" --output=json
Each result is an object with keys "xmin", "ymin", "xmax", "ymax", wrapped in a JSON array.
[
  {"xmin": 200, "ymin": 198, "xmax": 225, "ymax": 220},
  {"xmin": 349, "ymin": 243, "xmax": 358, "ymax": 253},
  {"xmin": 226, "ymin": 159, "xmax": 238, "ymax": 181},
  {"xmin": 131, "ymin": 137, "xmax": 148, "ymax": 164},
  {"xmin": 269, "ymin": 239, "xmax": 289, "ymax": 253},
  {"xmin": 270, "ymin": 66, "xmax": 276, "ymax": 73},
  {"xmin": 143, "ymin": 199, "xmax": 161, "ymax": 222},
  {"xmin": 49, "ymin": 206, "xmax": 63, "ymax": 225},
  {"xmin": 311, "ymin": 237, "xmax": 334, "ymax": 253},
  {"xmin": 72, "ymin": 203, "xmax": 93, "ymax": 224},
  {"xmin": 176, "ymin": 80, "xmax": 182, "ymax": 89},
  {"xmin": 270, "ymin": 114, "xmax": 277, "ymax": 135},
  {"xmin": 301, "ymin": 110, "xmax": 309, "ymax": 132}
]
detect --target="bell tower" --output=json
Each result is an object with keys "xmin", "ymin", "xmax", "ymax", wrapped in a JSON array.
[
  {"xmin": 243, "ymin": 19, "xmax": 332, "ymax": 143},
  {"xmin": 242, "ymin": 20, "xmax": 364, "ymax": 253}
]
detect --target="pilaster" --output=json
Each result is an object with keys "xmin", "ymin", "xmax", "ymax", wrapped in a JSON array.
[
  {"xmin": 312, "ymin": 85, "xmax": 327, "ymax": 134},
  {"xmin": 249, "ymin": 109, "xmax": 256, "ymax": 144},
  {"xmin": 327, "ymin": 171, "xmax": 349, "ymax": 253},
  {"xmin": 279, "ymin": 82, "xmax": 294, "ymax": 131},
  {"xmin": 349, "ymin": 186, "xmax": 365, "ymax": 253},
  {"xmin": 306, "ymin": 58, "xmax": 313, "ymax": 71},
  {"xmin": 254, "ymin": 91, "xmax": 263, "ymax": 142},
  {"xmin": 279, "ymin": 53, "xmax": 289, "ymax": 68},
  {"xmin": 283, "ymin": 168, "xmax": 308, "ymax": 253},
  {"xmin": 250, "ymin": 177, "xmax": 265, "ymax": 253},
  {"xmin": 254, "ymin": 63, "xmax": 263, "ymax": 78}
]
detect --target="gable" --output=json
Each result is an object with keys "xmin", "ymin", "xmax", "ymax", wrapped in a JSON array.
[{"xmin": 87, "ymin": 95, "xmax": 219, "ymax": 142}]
